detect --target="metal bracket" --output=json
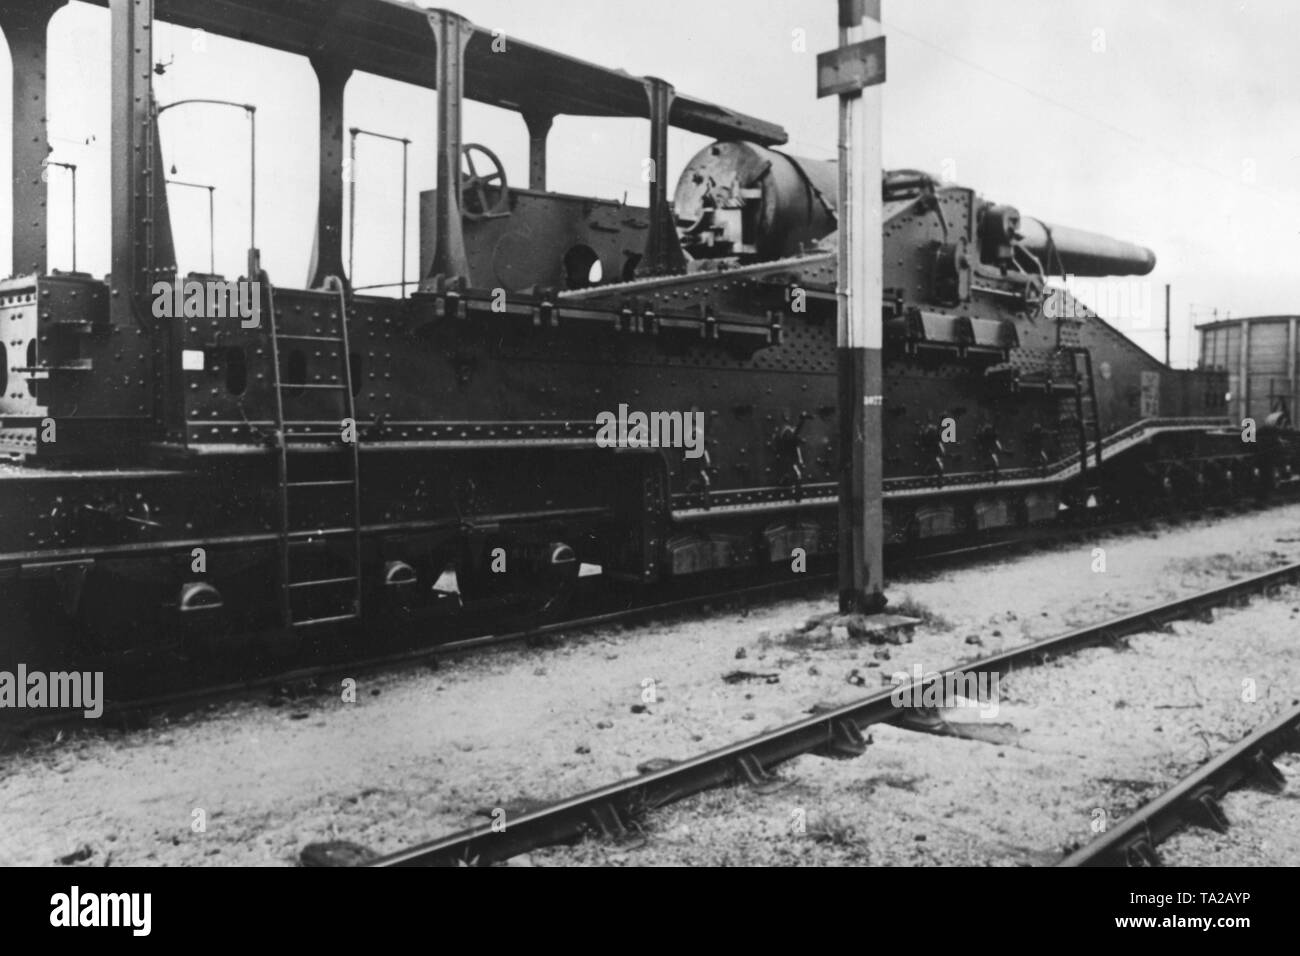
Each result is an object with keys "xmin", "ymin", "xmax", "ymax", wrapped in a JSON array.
[
  {"xmin": 586, "ymin": 803, "xmax": 628, "ymax": 840},
  {"xmin": 22, "ymin": 558, "xmax": 92, "ymax": 616},
  {"xmin": 767, "ymin": 309, "xmax": 784, "ymax": 345},
  {"xmin": 1122, "ymin": 837, "xmax": 1161, "ymax": 867},
  {"xmin": 1186, "ymin": 786, "xmax": 1230, "ymax": 834},
  {"xmin": 732, "ymin": 752, "xmax": 788, "ymax": 794},
  {"xmin": 1095, "ymin": 628, "xmax": 1128, "ymax": 650},
  {"xmin": 1247, "ymin": 751, "xmax": 1286, "ymax": 794},
  {"xmin": 814, "ymin": 717, "xmax": 870, "ymax": 759}
]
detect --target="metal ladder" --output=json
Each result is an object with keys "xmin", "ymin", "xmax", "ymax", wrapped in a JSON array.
[
  {"xmin": 1058, "ymin": 346, "xmax": 1104, "ymax": 483},
  {"xmin": 264, "ymin": 275, "xmax": 363, "ymax": 629}
]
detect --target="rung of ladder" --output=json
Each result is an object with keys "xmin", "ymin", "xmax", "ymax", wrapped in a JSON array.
[
  {"xmin": 284, "ymin": 431, "xmax": 347, "ymax": 440},
  {"xmin": 287, "ymin": 575, "xmax": 360, "ymax": 590},
  {"xmin": 292, "ymin": 612, "xmax": 361, "ymax": 628},
  {"xmin": 267, "ymin": 274, "xmax": 364, "ymax": 633},
  {"xmin": 287, "ymin": 528, "xmax": 354, "ymax": 542}
]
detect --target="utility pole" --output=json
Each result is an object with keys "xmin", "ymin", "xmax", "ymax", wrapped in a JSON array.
[
  {"xmin": 1164, "ymin": 283, "xmax": 1171, "ymax": 366},
  {"xmin": 819, "ymin": 0, "xmax": 887, "ymax": 613},
  {"xmin": 166, "ymin": 179, "xmax": 216, "ymax": 274},
  {"xmin": 45, "ymin": 160, "xmax": 77, "ymax": 271},
  {"xmin": 157, "ymin": 99, "xmax": 257, "ymax": 275},
  {"xmin": 348, "ymin": 126, "xmax": 412, "ymax": 296}
]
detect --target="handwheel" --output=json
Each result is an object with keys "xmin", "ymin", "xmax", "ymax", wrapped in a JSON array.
[{"xmin": 460, "ymin": 143, "xmax": 510, "ymax": 220}]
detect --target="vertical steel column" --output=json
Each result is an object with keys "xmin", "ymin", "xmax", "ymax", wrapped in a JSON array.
[
  {"xmin": 109, "ymin": 0, "xmax": 157, "ymax": 324},
  {"xmin": 68, "ymin": 163, "xmax": 76, "ymax": 271},
  {"xmin": 1239, "ymin": 319, "xmax": 1250, "ymax": 423},
  {"xmin": 642, "ymin": 77, "xmax": 682, "ymax": 274},
  {"xmin": 0, "ymin": 0, "xmax": 65, "ymax": 277},
  {"xmin": 1284, "ymin": 317, "xmax": 1294, "ymax": 421},
  {"xmin": 1164, "ymin": 283, "xmax": 1170, "ymax": 366},
  {"xmin": 207, "ymin": 184, "xmax": 215, "ymax": 275},
  {"xmin": 399, "ymin": 137, "xmax": 408, "ymax": 297},
  {"xmin": 523, "ymin": 111, "xmax": 553, "ymax": 191},
  {"xmin": 246, "ymin": 105, "xmax": 257, "ymax": 277},
  {"xmin": 836, "ymin": 0, "xmax": 886, "ymax": 614},
  {"xmin": 308, "ymin": 56, "xmax": 352, "ymax": 289},
  {"xmin": 348, "ymin": 130, "xmax": 358, "ymax": 281},
  {"xmin": 426, "ymin": 9, "xmax": 472, "ymax": 282},
  {"xmin": 151, "ymin": 111, "xmax": 176, "ymax": 278}
]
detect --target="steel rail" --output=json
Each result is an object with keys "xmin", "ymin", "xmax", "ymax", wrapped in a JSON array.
[
  {"xmin": 1060, "ymin": 700, "xmax": 1300, "ymax": 867},
  {"xmin": 371, "ymin": 560, "xmax": 1300, "ymax": 866}
]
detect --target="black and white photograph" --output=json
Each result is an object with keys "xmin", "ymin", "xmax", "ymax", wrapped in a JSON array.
[{"xmin": 0, "ymin": 0, "xmax": 1295, "ymax": 912}]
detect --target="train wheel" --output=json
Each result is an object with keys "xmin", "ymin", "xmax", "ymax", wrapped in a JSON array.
[{"xmin": 456, "ymin": 540, "xmax": 579, "ymax": 626}]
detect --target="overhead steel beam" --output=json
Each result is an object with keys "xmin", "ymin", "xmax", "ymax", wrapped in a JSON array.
[{"xmin": 80, "ymin": 0, "xmax": 787, "ymax": 145}]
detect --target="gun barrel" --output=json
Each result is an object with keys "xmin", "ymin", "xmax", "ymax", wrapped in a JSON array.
[{"xmin": 1018, "ymin": 217, "xmax": 1156, "ymax": 277}]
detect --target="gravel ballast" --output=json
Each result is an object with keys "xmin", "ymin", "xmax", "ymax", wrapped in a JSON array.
[{"xmin": 3, "ymin": 503, "xmax": 1300, "ymax": 867}]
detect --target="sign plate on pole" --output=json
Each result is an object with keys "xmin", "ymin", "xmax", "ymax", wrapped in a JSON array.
[{"xmin": 816, "ymin": 35, "xmax": 886, "ymax": 99}]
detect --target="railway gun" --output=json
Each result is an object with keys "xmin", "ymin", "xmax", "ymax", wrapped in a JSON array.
[{"xmin": 0, "ymin": 0, "xmax": 1293, "ymax": 666}]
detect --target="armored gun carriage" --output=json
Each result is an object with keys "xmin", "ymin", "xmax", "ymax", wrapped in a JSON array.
[{"xmin": 0, "ymin": 0, "xmax": 1290, "ymax": 667}]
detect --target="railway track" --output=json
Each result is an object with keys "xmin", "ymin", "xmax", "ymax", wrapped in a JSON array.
[
  {"xmin": 1060, "ymin": 700, "xmax": 1300, "ymax": 867},
  {"xmin": 365, "ymin": 559, "xmax": 1300, "ymax": 866},
  {"xmin": 5, "ymin": 494, "xmax": 1292, "ymax": 744}
]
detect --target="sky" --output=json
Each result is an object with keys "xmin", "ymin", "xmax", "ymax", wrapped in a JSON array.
[{"xmin": 2, "ymin": 0, "xmax": 1299, "ymax": 367}]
